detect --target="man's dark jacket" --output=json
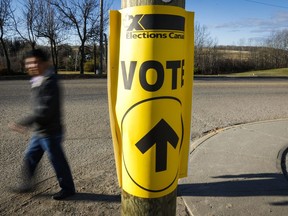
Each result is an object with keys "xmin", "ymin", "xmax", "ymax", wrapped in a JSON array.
[{"xmin": 19, "ymin": 70, "xmax": 63, "ymax": 136}]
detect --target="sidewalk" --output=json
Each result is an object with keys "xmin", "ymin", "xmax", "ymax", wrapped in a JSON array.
[{"xmin": 179, "ymin": 119, "xmax": 288, "ymax": 216}]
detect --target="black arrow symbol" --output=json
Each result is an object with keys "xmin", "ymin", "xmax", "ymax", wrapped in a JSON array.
[{"xmin": 135, "ymin": 119, "xmax": 179, "ymax": 172}]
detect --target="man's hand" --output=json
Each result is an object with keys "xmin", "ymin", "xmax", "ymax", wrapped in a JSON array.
[{"xmin": 8, "ymin": 122, "xmax": 28, "ymax": 134}]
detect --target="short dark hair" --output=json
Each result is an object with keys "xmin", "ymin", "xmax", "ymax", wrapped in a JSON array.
[{"xmin": 25, "ymin": 49, "xmax": 50, "ymax": 62}]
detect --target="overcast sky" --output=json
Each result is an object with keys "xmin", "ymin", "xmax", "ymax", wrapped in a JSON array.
[{"xmin": 111, "ymin": 0, "xmax": 288, "ymax": 46}]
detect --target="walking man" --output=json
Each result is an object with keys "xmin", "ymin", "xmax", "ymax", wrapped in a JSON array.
[{"xmin": 9, "ymin": 49, "xmax": 75, "ymax": 200}]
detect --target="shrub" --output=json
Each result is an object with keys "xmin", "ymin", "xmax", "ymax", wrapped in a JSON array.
[{"xmin": 84, "ymin": 60, "xmax": 95, "ymax": 72}]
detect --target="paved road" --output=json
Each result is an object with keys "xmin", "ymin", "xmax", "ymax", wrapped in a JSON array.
[
  {"xmin": 191, "ymin": 79, "xmax": 288, "ymax": 139},
  {"xmin": 0, "ymin": 78, "xmax": 288, "ymax": 215}
]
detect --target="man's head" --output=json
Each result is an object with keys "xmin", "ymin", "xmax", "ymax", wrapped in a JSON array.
[{"xmin": 24, "ymin": 49, "xmax": 50, "ymax": 76}]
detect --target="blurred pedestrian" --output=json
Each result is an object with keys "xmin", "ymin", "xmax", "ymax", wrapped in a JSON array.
[{"xmin": 9, "ymin": 49, "xmax": 75, "ymax": 200}]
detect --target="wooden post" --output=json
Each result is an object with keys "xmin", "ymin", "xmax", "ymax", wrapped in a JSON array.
[
  {"xmin": 99, "ymin": 0, "xmax": 104, "ymax": 75},
  {"xmin": 120, "ymin": 2, "xmax": 185, "ymax": 216}
]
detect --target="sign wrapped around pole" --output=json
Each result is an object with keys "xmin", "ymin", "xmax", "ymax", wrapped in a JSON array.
[{"xmin": 108, "ymin": 5, "xmax": 194, "ymax": 199}]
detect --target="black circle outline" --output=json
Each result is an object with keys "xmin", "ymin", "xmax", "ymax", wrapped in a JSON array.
[{"xmin": 121, "ymin": 96, "xmax": 184, "ymax": 192}]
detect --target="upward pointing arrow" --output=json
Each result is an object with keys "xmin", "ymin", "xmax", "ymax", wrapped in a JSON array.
[{"xmin": 135, "ymin": 119, "xmax": 179, "ymax": 172}]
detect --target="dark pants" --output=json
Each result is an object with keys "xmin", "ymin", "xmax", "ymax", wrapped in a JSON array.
[{"xmin": 24, "ymin": 134, "xmax": 75, "ymax": 192}]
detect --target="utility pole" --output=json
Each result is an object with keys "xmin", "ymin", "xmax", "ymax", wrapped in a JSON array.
[
  {"xmin": 99, "ymin": 0, "xmax": 104, "ymax": 75},
  {"xmin": 120, "ymin": 2, "xmax": 186, "ymax": 216}
]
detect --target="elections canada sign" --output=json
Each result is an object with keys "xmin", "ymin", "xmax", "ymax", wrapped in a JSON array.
[{"xmin": 110, "ymin": 6, "xmax": 194, "ymax": 198}]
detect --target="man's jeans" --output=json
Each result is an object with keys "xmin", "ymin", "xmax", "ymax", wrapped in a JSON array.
[{"xmin": 23, "ymin": 134, "xmax": 75, "ymax": 192}]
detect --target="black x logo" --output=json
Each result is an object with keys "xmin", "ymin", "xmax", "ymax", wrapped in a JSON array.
[{"xmin": 127, "ymin": 15, "xmax": 144, "ymax": 31}]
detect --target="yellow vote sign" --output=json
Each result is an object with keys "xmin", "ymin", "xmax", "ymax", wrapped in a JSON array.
[{"xmin": 108, "ymin": 6, "xmax": 194, "ymax": 198}]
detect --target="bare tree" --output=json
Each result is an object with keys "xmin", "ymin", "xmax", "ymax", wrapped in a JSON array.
[
  {"xmin": 52, "ymin": 0, "xmax": 101, "ymax": 74},
  {"xmin": 265, "ymin": 29, "xmax": 288, "ymax": 68},
  {"xmin": 34, "ymin": 0, "xmax": 68, "ymax": 72},
  {"xmin": 194, "ymin": 22, "xmax": 218, "ymax": 74},
  {"xmin": 13, "ymin": 0, "xmax": 39, "ymax": 50},
  {"xmin": 0, "ymin": 0, "xmax": 13, "ymax": 74}
]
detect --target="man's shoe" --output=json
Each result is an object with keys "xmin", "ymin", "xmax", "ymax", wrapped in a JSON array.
[
  {"xmin": 52, "ymin": 190, "xmax": 75, "ymax": 200},
  {"xmin": 10, "ymin": 182, "xmax": 34, "ymax": 193}
]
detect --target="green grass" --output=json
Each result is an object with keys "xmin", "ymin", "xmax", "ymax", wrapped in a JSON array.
[{"xmin": 226, "ymin": 68, "xmax": 288, "ymax": 77}]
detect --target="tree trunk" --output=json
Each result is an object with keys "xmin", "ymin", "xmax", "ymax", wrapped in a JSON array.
[
  {"xmin": 80, "ymin": 43, "xmax": 85, "ymax": 74},
  {"xmin": 50, "ymin": 39, "xmax": 58, "ymax": 74},
  {"xmin": 93, "ymin": 43, "xmax": 97, "ymax": 74}
]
